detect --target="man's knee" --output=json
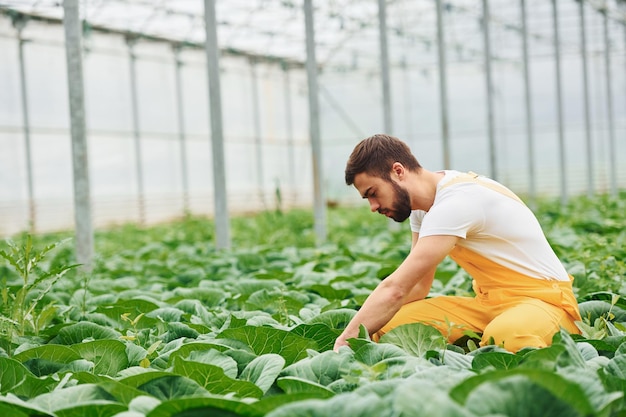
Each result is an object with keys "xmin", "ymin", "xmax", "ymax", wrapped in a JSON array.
[
  {"xmin": 481, "ymin": 325, "xmax": 549, "ymax": 352},
  {"xmin": 481, "ymin": 298, "xmax": 576, "ymax": 352},
  {"xmin": 481, "ymin": 313, "xmax": 559, "ymax": 352}
]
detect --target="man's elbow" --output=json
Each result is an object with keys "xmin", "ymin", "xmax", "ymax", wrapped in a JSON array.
[{"xmin": 378, "ymin": 280, "xmax": 406, "ymax": 304}]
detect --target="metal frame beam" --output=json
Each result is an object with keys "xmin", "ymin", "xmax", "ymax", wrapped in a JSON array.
[
  {"xmin": 204, "ymin": 0, "xmax": 230, "ymax": 249},
  {"xmin": 304, "ymin": 0, "xmax": 327, "ymax": 245},
  {"xmin": 63, "ymin": 0, "xmax": 94, "ymax": 271}
]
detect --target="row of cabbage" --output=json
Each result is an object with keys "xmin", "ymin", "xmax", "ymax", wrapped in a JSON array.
[{"xmin": 0, "ymin": 195, "xmax": 625, "ymax": 416}]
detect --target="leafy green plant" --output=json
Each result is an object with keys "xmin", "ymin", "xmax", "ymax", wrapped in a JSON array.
[
  {"xmin": 120, "ymin": 312, "xmax": 163, "ymax": 367},
  {"xmin": 0, "ymin": 235, "xmax": 79, "ymax": 347},
  {"xmin": 576, "ymin": 294, "xmax": 626, "ymax": 340},
  {"xmin": 0, "ymin": 193, "xmax": 624, "ymax": 416}
]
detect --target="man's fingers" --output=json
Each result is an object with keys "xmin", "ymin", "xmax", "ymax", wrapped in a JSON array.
[{"xmin": 333, "ymin": 339, "xmax": 349, "ymax": 352}]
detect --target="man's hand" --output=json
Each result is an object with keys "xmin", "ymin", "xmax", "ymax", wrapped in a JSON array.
[
  {"xmin": 333, "ymin": 337, "xmax": 349, "ymax": 352},
  {"xmin": 333, "ymin": 328, "xmax": 357, "ymax": 352}
]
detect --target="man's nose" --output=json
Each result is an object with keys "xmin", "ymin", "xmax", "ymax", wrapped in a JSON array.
[{"xmin": 368, "ymin": 198, "xmax": 379, "ymax": 212}]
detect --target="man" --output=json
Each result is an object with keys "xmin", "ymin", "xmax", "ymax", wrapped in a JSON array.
[{"xmin": 333, "ymin": 134, "xmax": 581, "ymax": 353}]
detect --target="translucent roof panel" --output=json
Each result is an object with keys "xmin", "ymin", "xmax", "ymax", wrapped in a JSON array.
[{"xmin": 1, "ymin": 0, "xmax": 625, "ymax": 70}]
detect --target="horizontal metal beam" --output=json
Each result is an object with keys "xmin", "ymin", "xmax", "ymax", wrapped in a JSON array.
[{"xmin": 0, "ymin": 8, "xmax": 305, "ymax": 68}]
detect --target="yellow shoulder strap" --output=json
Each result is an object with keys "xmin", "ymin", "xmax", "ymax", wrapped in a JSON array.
[{"xmin": 440, "ymin": 171, "xmax": 525, "ymax": 205}]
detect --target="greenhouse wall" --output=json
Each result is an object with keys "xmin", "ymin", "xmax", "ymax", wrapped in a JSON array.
[
  {"xmin": 0, "ymin": 15, "xmax": 314, "ymax": 236},
  {"xmin": 0, "ymin": 2, "xmax": 625, "ymax": 237}
]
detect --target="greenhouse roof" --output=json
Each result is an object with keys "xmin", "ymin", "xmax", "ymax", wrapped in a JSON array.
[{"xmin": 0, "ymin": 0, "xmax": 625, "ymax": 70}]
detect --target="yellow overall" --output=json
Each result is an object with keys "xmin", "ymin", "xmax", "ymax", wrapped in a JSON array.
[{"xmin": 374, "ymin": 173, "xmax": 582, "ymax": 352}]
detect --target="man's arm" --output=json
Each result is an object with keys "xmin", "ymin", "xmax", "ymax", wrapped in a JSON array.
[
  {"xmin": 333, "ymin": 234, "xmax": 458, "ymax": 351},
  {"xmin": 404, "ymin": 231, "xmax": 435, "ymax": 303}
]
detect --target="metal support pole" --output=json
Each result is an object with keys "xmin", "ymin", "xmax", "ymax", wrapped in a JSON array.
[
  {"xmin": 282, "ymin": 64, "xmax": 296, "ymax": 201},
  {"xmin": 173, "ymin": 46, "xmax": 190, "ymax": 213},
  {"xmin": 250, "ymin": 58, "xmax": 265, "ymax": 207},
  {"xmin": 601, "ymin": 5, "xmax": 617, "ymax": 197},
  {"xmin": 303, "ymin": 0, "xmax": 327, "ymax": 244},
  {"xmin": 435, "ymin": 0, "xmax": 451, "ymax": 169},
  {"xmin": 13, "ymin": 15, "xmax": 36, "ymax": 232},
  {"xmin": 482, "ymin": 0, "xmax": 497, "ymax": 180},
  {"xmin": 378, "ymin": 0, "xmax": 393, "ymax": 134},
  {"xmin": 127, "ymin": 38, "xmax": 145, "ymax": 224},
  {"xmin": 203, "ymin": 0, "xmax": 230, "ymax": 249},
  {"xmin": 520, "ymin": 0, "xmax": 536, "ymax": 207},
  {"xmin": 402, "ymin": 57, "xmax": 414, "ymax": 144},
  {"xmin": 578, "ymin": 0, "xmax": 594, "ymax": 197},
  {"xmin": 551, "ymin": 0, "xmax": 567, "ymax": 206},
  {"xmin": 62, "ymin": 0, "xmax": 94, "ymax": 271}
]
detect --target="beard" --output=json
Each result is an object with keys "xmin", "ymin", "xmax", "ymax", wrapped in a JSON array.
[{"xmin": 388, "ymin": 180, "xmax": 412, "ymax": 222}]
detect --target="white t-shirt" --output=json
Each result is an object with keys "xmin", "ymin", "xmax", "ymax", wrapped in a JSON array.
[{"xmin": 409, "ymin": 170, "xmax": 570, "ymax": 281}]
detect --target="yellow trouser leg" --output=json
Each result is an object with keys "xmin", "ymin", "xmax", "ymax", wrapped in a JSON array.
[
  {"xmin": 373, "ymin": 294, "xmax": 579, "ymax": 353},
  {"xmin": 373, "ymin": 296, "xmax": 488, "ymax": 343},
  {"xmin": 480, "ymin": 298, "xmax": 579, "ymax": 352}
]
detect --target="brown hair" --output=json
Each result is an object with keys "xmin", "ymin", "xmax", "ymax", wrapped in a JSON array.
[{"xmin": 345, "ymin": 134, "xmax": 422, "ymax": 185}]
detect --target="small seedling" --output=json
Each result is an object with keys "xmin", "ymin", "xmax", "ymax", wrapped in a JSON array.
[{"xmin": 0, "ymin": 235, "xmax": 79, "ymax": 345}]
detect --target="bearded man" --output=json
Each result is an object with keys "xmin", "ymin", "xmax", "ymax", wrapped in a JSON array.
[{"xmin": 333, "ymin": 134, "xmax": 581, "ymax": 353}]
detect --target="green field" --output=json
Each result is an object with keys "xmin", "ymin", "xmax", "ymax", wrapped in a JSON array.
[{"xmin": 1, "ymin": 193, "xmax": 625, "ymax": 417}]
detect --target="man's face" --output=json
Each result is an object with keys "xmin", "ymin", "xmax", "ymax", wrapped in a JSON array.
[{"xmin": 353, "ymin": 172, "xmax": 412, "ymax": 222}]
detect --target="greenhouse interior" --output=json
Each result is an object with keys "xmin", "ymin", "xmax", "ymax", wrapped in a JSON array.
[
  {"xmin": 0, "ymin": 1, "xmax": 625, "ymax": 415},
  {"xmin": 1, "ymin": 0, "xmax": 624, "ymax": 240}
]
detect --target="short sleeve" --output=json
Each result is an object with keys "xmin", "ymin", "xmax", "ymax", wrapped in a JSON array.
[
  {"xmin": 409, "ymin": 210, "xmax": 425, "ymax": 233},
  {"xmin": 419, "ymin": 186, "xmax": 485, "ymax": 239}
]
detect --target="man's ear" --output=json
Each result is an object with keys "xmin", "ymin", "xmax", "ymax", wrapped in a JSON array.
[{"xmin": 391, "ymin": 162, "xmax": 405, "ymax": 180}]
